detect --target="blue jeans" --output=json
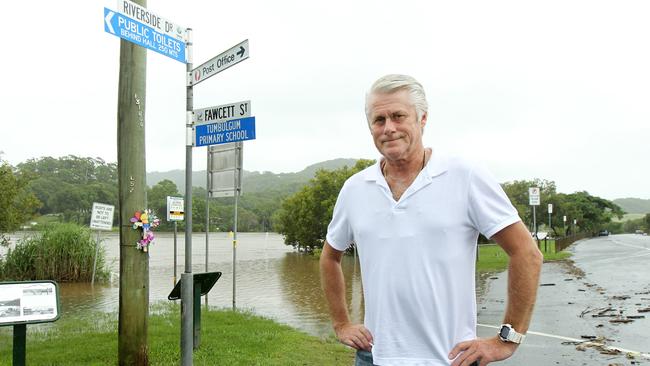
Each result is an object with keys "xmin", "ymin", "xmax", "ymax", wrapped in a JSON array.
[{"xmin": 355, "ymin": 350, "xmax": 479, "ymax": 366}]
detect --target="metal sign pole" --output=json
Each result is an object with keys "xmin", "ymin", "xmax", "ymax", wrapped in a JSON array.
[
  {"xmin": 205, "ymin": 153, "xmax": 210, "ymax": 307},
  {"xmin": 181, "ymin": 28, "xmax": 194, "ymax": 366},
  {"xmin": 91, "ymin": 231, "xmax": 101, "ymax": 285},
  {"xmin": 232, "ymin": 142, "xmax": 242, "ymax": 310},
  {"xmin": 173, "ymin": 221, "xmax": 177, "ymax": 285}
]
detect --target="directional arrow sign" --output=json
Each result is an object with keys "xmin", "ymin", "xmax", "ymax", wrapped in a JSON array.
[
  {"xmin": 104, "ymin": 8, "xmax": 186, "ymax": 63},
  {"xmin": 190, "ymin": 40, "xmax": 249, "ymax": 86},
  {"xmin": 195, "ymin": 116, "xmax": 256, "ymax": 147},
  {"xmin": 194, "ymin": 101, "xmax": 251, "ymax": 124},
  {"xmin": 116, "ymin": 0, "xmax": 187, "ymax": 41}
]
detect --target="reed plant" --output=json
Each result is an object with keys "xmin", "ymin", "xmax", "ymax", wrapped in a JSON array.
[{"xmin": 0, "ymin": 223, "xmax": 108, "ymax": 282}]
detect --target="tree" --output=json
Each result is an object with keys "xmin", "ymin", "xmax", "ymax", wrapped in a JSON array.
[
  {"xmin": 0, "ymin": 161, "xmax": 41, "ymax": 233},
  {"xmin": 276, "ymin": 159, "xmax": 374, "ymax": 249}
]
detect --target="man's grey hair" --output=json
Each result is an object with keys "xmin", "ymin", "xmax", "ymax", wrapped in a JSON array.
[{"xmin": 365, "ymin": 74, "xmax": 429, "ymax": 123}]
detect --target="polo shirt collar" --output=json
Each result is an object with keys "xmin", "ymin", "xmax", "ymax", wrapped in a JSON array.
[{"xmin": 363, "ymin": 149, "xmax": 448, "ymax": 182}]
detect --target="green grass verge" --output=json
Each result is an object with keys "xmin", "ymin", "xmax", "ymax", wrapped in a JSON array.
[
  {"xmin": 476, "ymin": 240, "xmax": 571, "ymax": 272},
  {"xmin": 0, "ymin": 305, "xmax": 353, "ymax": 366}
]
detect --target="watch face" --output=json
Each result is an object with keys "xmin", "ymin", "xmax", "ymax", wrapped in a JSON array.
[{"xmin": 499, "ymin": 326, "xmax": 510, "ymax": 339}]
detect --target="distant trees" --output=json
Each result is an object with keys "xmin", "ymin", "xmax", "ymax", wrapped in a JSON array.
[
  {"xmin": 18, "ymin": 155, "xmax": 118, "ymax": 224},
  {"xmin": 0, "ymin": 160, "xmax": 40, "ymax": 234},
  {"xmin": 501, "ymin": 179, "xmax": 624, "ymax": 235},
  {"xmin": 275, "ymin": 159, "xmax": 374, "ymax": 250}
]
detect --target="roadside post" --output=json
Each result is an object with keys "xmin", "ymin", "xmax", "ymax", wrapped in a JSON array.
[
  {"xmin": 0, "ymin": 281, "xmax": 60, "ymax": 366},
  {"xmin": 529, "ymin": 187, "xmax": 540, "ymax": 245},
  {"xmin": 547, "ymin": 204, "xmax": 553, "ymax": 252},
  {"xmin": 563, "ymin": 215, "xmax": 567, "ymax": 235},
  {"xmin": 166, "ymin": 196, "xmax": 184, "ymax": 285},
  {"xmin": 89, "ymin": 203, "xmax": 115, "ymax": 285}
]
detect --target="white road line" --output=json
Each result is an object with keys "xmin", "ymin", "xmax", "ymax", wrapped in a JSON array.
[
  {"xmin": 477, "ymin": 323, "xmax": 650, "ymax": 359},
  {"xmin": 611, "ymin": 239, "xmax": 650, "ymax": 251}
]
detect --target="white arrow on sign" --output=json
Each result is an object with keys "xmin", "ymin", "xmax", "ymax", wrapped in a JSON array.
[
  {"xmin": 190, "ymin": 39, "xmax": 249, "ymax": 86},
  {"xmin": 105, "ymin": 11, "xmax": 115, "ymax": 34}
]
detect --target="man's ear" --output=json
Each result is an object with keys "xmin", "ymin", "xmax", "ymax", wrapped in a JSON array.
[{"xmin": 420, "ymin": 112, "xmax": 428, "ymax": 131}]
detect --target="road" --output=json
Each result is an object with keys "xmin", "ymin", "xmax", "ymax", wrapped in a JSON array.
[{"xmin": 477, "ymin": 234, "xmax": 650, "ymax": 365}]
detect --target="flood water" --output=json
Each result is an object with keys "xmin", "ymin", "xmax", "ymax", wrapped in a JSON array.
[{"xmin": 2, "ymin": 232, "xmax": 363, "ymax": 337}]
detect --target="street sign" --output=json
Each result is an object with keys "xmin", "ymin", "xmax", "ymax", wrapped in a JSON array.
[
  {"xmin": 190, "ymin": 40, "xmax": 249, "ymax": 86},
  {"xmin": 0, "ymin": 281, "xmax": 60, "ymax": 326},
  {"xmin": 166, "ymin": 196, "xmax": 184, "ymax": 221},
  {"xmin": 529, "ymin": 187, "xmax": 540, "ymax": 206},
  {"xmin": 116, "ymin": 0, "xmax": 186, "ymax": 41},
  {"xmin": 195, "ymin": 116, "xmax": 256, "ymax": 147},
  {"xmin": 104, "ymin": 8, "xmax": 186, "ymax": 63},
  {"xmin": 194, "ymin": 101, "xmax": 251, "ymax": 125},
  {"xmin": 548, "ymin": 203, "xmax": 553, "ymax": 214},
  {"xmin": 90, "ymin": 203, "xmax": 115, "ymax": 231}
]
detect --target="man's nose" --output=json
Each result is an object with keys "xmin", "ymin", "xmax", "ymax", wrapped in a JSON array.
[{"xmin": 383, "ymin": 117, "xmax": 397, "ymax": 134}]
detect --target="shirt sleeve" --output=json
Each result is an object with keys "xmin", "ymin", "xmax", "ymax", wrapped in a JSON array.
[
  {"xmin": 325, "ymin": 182, "xmax": 354, "ymax": 251},
  {"xmin": 467, "ymin": 163, "xmax": 521, "ymax": 239}
]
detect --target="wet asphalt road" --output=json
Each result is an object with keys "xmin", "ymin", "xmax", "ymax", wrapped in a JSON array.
[{"xmin": 477, "ymin": 234, "xmax": 650, "ymax": 366}]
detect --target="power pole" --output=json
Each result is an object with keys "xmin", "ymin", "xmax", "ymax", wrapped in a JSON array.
[{"xmin": 116, "ymin": 1, "xmax": 149, "ymax": 362}]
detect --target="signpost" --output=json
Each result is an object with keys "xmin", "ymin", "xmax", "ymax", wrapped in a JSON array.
[
  {"xmin": 89, "ymin": 203, "xmax": 115, "ymax": 285},
  {"xmin": 167, "ymin": 197, "xmax": 184, "ymax": 285},
  {"xmin": 104, "ymin": 8, "xmax": 186, "ymax": 63},
  {"xmin": 104, "ymin": 1, "xmax": 187, "ymax": 363},
  {"xmin": 529, "ymin": 187, "xmax": 540, "ymax": 240},
  {"xmin": 190, "ymin": 40, "xmax": 250, "ymax": 86},
  {"xmin": 0, "ymin": 281, "xmax": 60, "ymax": 366}
]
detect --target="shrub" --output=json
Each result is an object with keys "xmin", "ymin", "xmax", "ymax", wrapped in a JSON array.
[{"xmin": 0, "ymin": 223, "xmax": 109, "ymax": 282}]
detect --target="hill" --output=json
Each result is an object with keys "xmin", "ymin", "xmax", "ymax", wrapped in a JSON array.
[
  {"xmin": 613, "ymin": 198, "xmax": 650, "ymax": 214},
  {"xmin": 146, "ymin": 158, "xmax": 360, "ymax": 193}
]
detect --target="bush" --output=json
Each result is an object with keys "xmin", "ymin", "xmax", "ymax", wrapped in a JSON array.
[{"xmin": 0, "ymin": 223, "xmax": 109, "ymax": 282}]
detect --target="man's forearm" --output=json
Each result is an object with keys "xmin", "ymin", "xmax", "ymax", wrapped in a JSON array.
[
  {"xmin": 320, "ymin": 251, "xmax": 350, "ymax": 329},
  {"xmin": 503, "ymin": 246, "xmax": 543, "ymax": 333}
]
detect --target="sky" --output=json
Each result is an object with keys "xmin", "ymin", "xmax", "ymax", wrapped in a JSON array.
[{"xmin": 0, "ymin": 0, "xmax": 648, "ymax": 200}]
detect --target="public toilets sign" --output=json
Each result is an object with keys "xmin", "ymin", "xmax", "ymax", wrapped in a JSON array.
[{"xmin": 104, "ymin": 6, "xmax": 186, "ymax": 63}]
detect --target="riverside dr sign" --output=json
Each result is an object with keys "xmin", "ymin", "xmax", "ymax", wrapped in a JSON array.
[
  {"xmin": 116, "ymin": 0, "xmax": 187, "ymax": 41},
  {"xmin": 195, "ymin": 117, "xmax": 256, "ymax": 147},
  {"xmin": 104, "ymin": 8, "xmax": 186, "ymax": 63},
  {"xmin": 190, "ymin": 40, "xmax": 249, "ymax": 86}
]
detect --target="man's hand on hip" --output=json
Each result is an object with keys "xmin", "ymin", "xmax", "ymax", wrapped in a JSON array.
[
  {"xmin": 334, "ymin": 323, "xmax": 374, "ymax": 351},
  {"xmin": 448, "ymin": 336, "xmax": 517, "ymax": 366}
]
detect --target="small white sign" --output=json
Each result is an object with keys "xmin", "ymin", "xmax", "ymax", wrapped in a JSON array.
[
  {"xmin": 563, "ymin": 215, "xmax": 567, "ymax": 222},
  {"xmin": 90, "ymin": 203, "xmax": 115, "ymax": 231},
  {"xmin": 529, "ymin": 187, "xmax": 540, "ymax": 206},
  {"xmin": 0, "ymin": 281, "xmax": 59, "ymax": 325},
  {"xmin": 167, "ymin": 196, "xmax": 184, "ymax": 221},
  {"xmin": 548, "ymin": 203, "xmax": 553, "ymax": 214}
]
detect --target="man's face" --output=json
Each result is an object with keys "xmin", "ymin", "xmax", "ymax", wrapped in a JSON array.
[{"xmin": 368, "ymin": 89, "xmax": 426, "ymax": 162}]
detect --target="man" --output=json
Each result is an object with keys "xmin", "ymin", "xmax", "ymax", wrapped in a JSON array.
[{"xmin": 320, "ymin": 74, "xmax": 543, "ymax": 366}]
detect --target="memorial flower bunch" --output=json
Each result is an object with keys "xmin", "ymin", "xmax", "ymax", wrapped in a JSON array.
[{"xmin": 130, "ymin": 209, "xmax": 160, "ymax": 252}]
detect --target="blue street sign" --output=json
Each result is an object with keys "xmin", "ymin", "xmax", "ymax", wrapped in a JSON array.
[
  {"xmin": 195, "ymin": 117, "xmax": 256, "ymax": 147},
  {"xmin": 104, "ymin": 8, "xmax": 186, "ymax": 63}
]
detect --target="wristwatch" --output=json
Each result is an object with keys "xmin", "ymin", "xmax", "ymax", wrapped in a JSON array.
[{"xmin": 498, "ymin": 324, "xmax": 525, "ymax": 344}]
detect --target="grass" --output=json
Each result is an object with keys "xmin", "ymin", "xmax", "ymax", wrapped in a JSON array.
[
  {"xmin": 476, "ymin": 239, "xmax": 571, "ymax": 272},
  {"xmin": 0, "ymin": 304, "xmax": 353, "ymax": 366},
  {"xmin": 0, "ymin": 223, "xmax": 109, "ymax": 282}
]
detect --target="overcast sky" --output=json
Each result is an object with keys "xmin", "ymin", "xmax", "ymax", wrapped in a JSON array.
[{"xmin": 1, "ymin": 0, "xmax": 648, "ymax": 200}]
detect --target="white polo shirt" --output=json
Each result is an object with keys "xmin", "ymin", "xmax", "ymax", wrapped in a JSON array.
[{"xmin": 326, "ymin": 153, "xmax": 520, "ymax": 366}]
